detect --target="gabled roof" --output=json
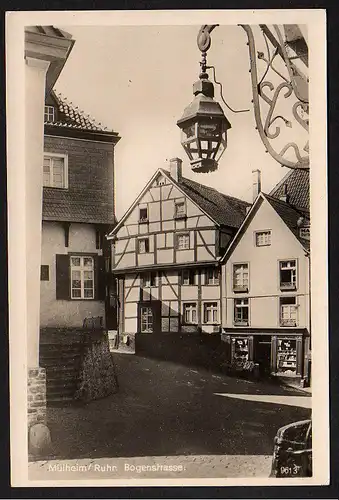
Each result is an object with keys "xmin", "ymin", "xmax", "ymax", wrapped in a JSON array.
[
  {"xmin": 221, "ymin": 192, "xmax": 310, "ymax": 262},
  {"xmin": 25, "ymin": 26, "xmax": 73, "ymax": 39},
  {"xmin": 265, "ymin": 194, "xmax": 310, "ymax": 251},
  {"xmin": 108, "ymin": 168, "xmax": 250, "ymax": 238},
  {"xmin": 162, "ymin": 170, "xmax": 250, "ymax": 229},
  {"xmin": 45, "ymin": 90, "xmax": 118, "ymax": 134},
  {"xmin": 270, "ymin": 168, "xmax": 309, "ymax": 211}
]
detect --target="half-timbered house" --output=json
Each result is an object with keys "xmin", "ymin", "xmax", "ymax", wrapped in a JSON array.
[{"xmin": 107, "ymin": 158, "xmax": 250, "ymax": 351}]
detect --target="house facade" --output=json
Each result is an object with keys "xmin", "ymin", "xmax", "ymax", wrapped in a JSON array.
[
  {"xmin": 221, "ymin": 181, "xmax": 311, "ymax": 383},
  {"xmin": 107, "ymin": 158, "xmax": 250, "ymax": 350},
  {"xmin": 40, "ymin": 90, "xmax": 120, "ymax": 330}
]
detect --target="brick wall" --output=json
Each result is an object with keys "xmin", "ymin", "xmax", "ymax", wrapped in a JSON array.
[
  {"xmin": 43, "ymin": 135, "xmax": 115, "ymax": 224},
  {"xmin": 27, "ymin": 368, "xmax": 47, "ymax": 428}
]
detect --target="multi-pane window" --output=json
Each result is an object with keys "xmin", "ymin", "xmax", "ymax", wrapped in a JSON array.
[
  {"xmin": 234, "ymin": 298, "xmax": 249, "ymax": 325},
  {"xmin": 43, "ymin": 154, "xmax": 68, "ymax": 188},
  {"xmin": 205, "ymin": 267, "xmax": 219, "ymax": 285},
  {"xmin": 176, "ymin": 233, "xmax": 190, "ymax": 250},
  {"xmin": 279, "ymin": 260, "xmax": 297, "ymax": 290},
  {"xmin": 203, "ymin": 302, "xmax": 218, "ymax": 324},
  {"xmin": 233, "ymin": 263, "xmax": 249, "ymax": 291},
  {"xmin": 141, "ymin": 272, "xmax": 157, "ymax": 287},
  {"xmin": 255, "ymin": 230, "xmax": 271, "ymax": 247},
  {"xmin": 280, "ymin": 296, "xmax": 297, "ymax": 326},
  {"xmin": 139, "ymin": 207, "xmax": 148, "ymax": 223},
  {"xmin": 44, "ymin": 105, "xmax": 55, "ymax": 123},
  {"xmin": 140, "ymin": 307, "xmax": 153, "ymax": 333},
  {"xmin": 183, "ymin": 303, "xmax": 197, "ymax": 324},
  {"xmin": 70, "ymin": 256, "xmax": 94, "ymax": 299},
  {"xmin": 181, "ymin": 269, "xmax": 195, "ymax": 285},
  {"xmin": 174, "ymin": 200, "xmax": 186, "ymax": 218},
  {"xmin": 138, "ymin": 238, "xmax": 149, "ymax": 253}
]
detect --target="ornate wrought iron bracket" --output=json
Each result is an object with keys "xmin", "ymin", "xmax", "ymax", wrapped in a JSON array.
[{"xmin": 196, "ymin": 24, "xmax": 309, "ymax": 170}]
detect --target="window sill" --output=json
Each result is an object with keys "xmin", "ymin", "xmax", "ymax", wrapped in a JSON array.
[
  {"xmin": 280, "ymin": 322, "xmax": 297, "ymax": 327},
  {"xmin": 233, "ymin": 287, "xmax": 249, "ymax": 293},
  {"xmin": 280, "ymin": 284, "xmax": 297, "ymax": 291},
  {"xmin": 70, "ymin": 298, "xmax": 98, "ymax": 301},
  {"xmin": 43, "ymin": 186, "xmax": 69, "ymax": 190},
  {"xmin": 138, "ymin": 219, "xmax": 149, "ymax": 224},
  {"xmin": 233, "ymin": 321, "xmax": 249, "ymax": 327},
  {"xmin": 174, "ymin": 214, "xmax": 187, "ymax": 220}
]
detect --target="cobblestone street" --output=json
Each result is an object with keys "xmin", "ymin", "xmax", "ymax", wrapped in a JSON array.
[{"xmin": 29, "ymin": 354, "xmax": 311, "ymax": 480}]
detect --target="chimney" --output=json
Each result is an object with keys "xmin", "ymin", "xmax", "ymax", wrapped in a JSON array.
[
  {"xmin": 252, "ymin": 169, "xmax": 261, "ymax": 202},
  {"xmin": 279, "ymin": 184, "xmax": 290, "ymax": 203},
  {"xmin": 169, "ymin": 157, "xmax": 183, "ymax": 183}
]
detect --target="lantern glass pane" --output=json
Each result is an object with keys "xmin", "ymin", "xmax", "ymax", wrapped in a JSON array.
[
  {"xmin": 215, "ymin": 133, "xmax": 227, "ymax": 161},
  {"xmin": 182, "ymin": 124, "xmax": 196, "ymax": 143},
  {"xmin": 198, "ymin": 120, "xmax": 221, "ymax": 140}
]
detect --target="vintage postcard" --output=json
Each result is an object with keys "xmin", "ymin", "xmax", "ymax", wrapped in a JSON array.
[{"xmin": 6, "ymin": 9, "xmax": 328, "ymax": 487}]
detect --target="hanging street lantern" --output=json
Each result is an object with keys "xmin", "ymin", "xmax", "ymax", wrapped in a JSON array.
[
  {"xmin": 177, "ymin": 24, "xmax": 309, "ymax": 173},
  {"xmin": 177, "ymin": 74, "xmax": 231, "ymax": 173}
]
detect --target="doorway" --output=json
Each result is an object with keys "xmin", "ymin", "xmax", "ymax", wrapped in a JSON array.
[{"xmin": 254, "ymin": 336, "xmax": 272, "ymax": 376}]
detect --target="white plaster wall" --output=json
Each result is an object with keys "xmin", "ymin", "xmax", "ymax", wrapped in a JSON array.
[
  {"xmin": 181, "ymin": 286, "xmax": 199, "ymax": 300},
  {"xmin": 25, "ymin": 58, "xmax": 49, "ymax": 366},
  {"xmin": 223, "ymin": 198, "xmax": 309, "ymax": 329},
  {"xmin": 40, "ymin": 222, "xmax": 104, "ymax": 328}
]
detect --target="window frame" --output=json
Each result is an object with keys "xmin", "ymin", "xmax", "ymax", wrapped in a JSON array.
[
  {"xmin": 70, "ymin": 255, "xmax": 95, "ymax": 300},
  {"xmin": 141, "ymin": 272, "xmax": 157, "ymax": 288},
  {"xmin": 140, "ymin": 306, "xmax": 153, "ymax": 333},
  {"xmin": 44, "ymin": 105, "xmax": 55, "ymax": 123},
  {"xmin": 232, "ymin": 262, "xmax": 249, "ymax": 292},
  {"xmin": 43, "ymin": 153, "xmax": 68, "ymax": 189},
  {"xmin": 279, "ymin": 259, "xmax": 297, "ymax": 291},
  {"xmin": 138, "ymin": 206, "xmax": 149, "ymax": 224},
  {"xmin": 205, "ymin": 267, "xmax": 220, "ymax": 286},
  {"xmin": 176, "ymin": 232, "xmax": 190, "ymax": 250},
  {"xmin": 181, "ymin": 269, "xmax": 196, "ymax": 286},
  {"xmin": 182, "ymin": 302, "xmax": 198, "ymax": 324},
  {"xmin": 234, "ymin": 298, "xmax": 249, "ymax": 326},
  {"xmin": 174, "ymin": 199, "xmax": 187, "ymax": 219},
  {"xmin": 254, "ymin": 230, "xmax": 272, "ymax": 247},
  {"xmin": 203, "ymin": 301, "xmax": 219, "ymax": 325},
  {"xmin": 138, "ymin": 237, "xmax": 150, "ymax": 254},
  {"xmin": 279, "ymin": 296, "xmax": 298, "ymax": 327}
]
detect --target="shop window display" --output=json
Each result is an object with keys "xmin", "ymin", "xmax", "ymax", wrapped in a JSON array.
[{"xmin": 277, "ymin": 338, "xmax": 297, "ymax": 375}]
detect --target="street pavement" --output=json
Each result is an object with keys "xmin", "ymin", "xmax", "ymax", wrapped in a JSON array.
[{"xmin": 29, "ymin": 354, "xmax": 311, "ymax": 480}]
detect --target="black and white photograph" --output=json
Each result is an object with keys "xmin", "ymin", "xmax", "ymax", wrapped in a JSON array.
[{"xmin": 6, "ymin": 9, "xmax": 328, "ymax": 487}]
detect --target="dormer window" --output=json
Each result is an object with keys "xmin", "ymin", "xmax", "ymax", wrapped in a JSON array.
[
  {"xmin": 157, "ymin": 175, "xmax": 166, "ymax": 186},
  {"xmin": 44, "ymin": 105, "xmax": 55, "ymax": 123},
  {"xmin": 139, "ymin": 207, "xmax": 148, "ymax": 223}
]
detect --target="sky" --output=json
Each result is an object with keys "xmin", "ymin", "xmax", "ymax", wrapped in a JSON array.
[{"xmin": 55, "ymin": 24, "xmax": 306, "ymax": 219}]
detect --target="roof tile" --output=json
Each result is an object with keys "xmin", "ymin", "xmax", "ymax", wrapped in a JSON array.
[
  {"xmin": 163, "ymin": 170, "xmax": 251, "ymax": 228},
  {"xmin": 269, "ymin": 168, "xmax": 309, "ymax": 211}
]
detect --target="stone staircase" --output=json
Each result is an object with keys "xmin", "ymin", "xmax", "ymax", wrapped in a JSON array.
[{"xmin": 39, "ymin": 329, "xmax": 85, "ymax": 404}]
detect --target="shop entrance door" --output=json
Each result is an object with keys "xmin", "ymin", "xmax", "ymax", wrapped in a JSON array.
[{"xmin": 255, "ymin": 337, "xmax": 272, "ymax": 376}]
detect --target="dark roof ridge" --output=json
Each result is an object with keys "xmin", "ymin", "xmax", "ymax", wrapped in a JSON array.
[
  {"xmin": 162, "ymin": 168, "xmax": 250, "ymax": 206},
  {"xmin": 264, "ymin": 192, "xmax": 309, "ymax": 216}
]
